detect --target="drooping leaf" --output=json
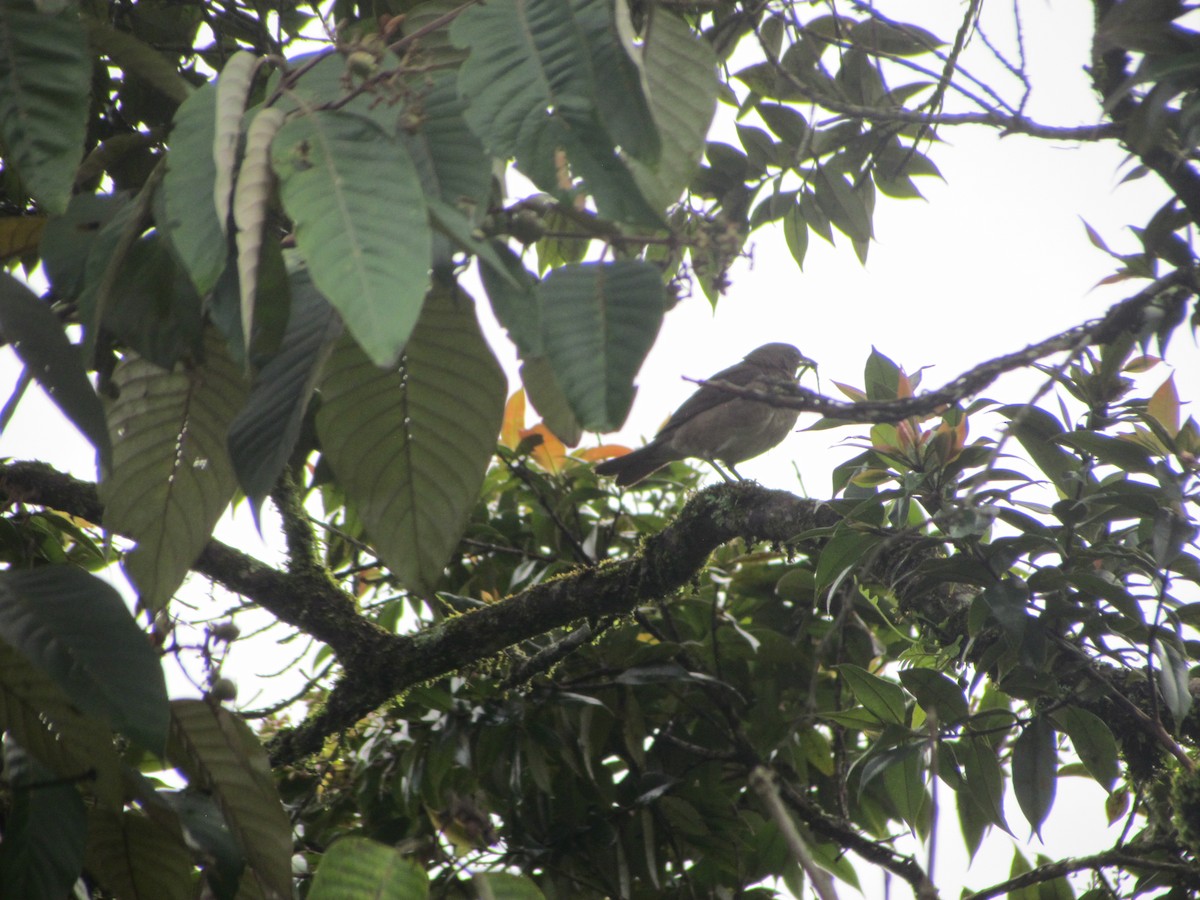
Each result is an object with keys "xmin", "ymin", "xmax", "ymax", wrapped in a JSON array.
[
  {"xmin": 480, "ymin": 240, "xmax": 542, "ymax": 357},
  {"xmin": 0, "ymin": 741, "xmax": 88, "ymax": 900},
  {"xmin": 84, "ymin": 809, "xmax": 192, "ymax": 900},
  {"xmin": 1012, "ymin": 715, "xmax": 1057, "ymax": 837},
  {"xmin": 161, "ymin": 83, "xmax": 228, "ymax": 296},
  {"xmin": 400, "ymin": 73, "xmax": 491, "ymax": 212},
  {"xmin": 83, "ymin": 16, "xmax": 193, "ymax": 105},
  {"xmin": 316, "ymin": 284, "xmax": 506, "ymax": 592},
  {"xmin": 167, "ymin": 700, "xmax": 293, "ymax": 899},
  {"xmin": 537, "ymin": 260, "xmax": 665, "ymax": 431},
  {"xmin": 212, "ymin": 51, "xmax": 259, "ymax": 234},
  {"xmin": 0, "ymin": 272, "xmax": 112, "ymax": 469},
  {"xmin": 520, "ymin": 356, "xmax": 583, "ymax": 446},
  {"xmin": 0, "ymin": 214, "xmax": 46, "ymax": 263},
  {"xmin": 0, "ymin": 0, "xmax": 89, "ymax": 214},
  {"xmin": 0, "ymin": 566, "xmax": 169, "ymax": 754},
  {"xmin": 955, "ymin": 737, "xmax": 1012, "ymax": 835},
  {"xmin": 1050, "ymin": 706, "xmax": 1119, "ymax": 791},
  {"xmin": 228, "ymin": 273, "xmax": 342, "ymax": 507},
  {"xmin": 451, "ymin": 0, "xmax": 662, "ymax": 225},
  {"xmin": 0, "ymin": 638, "xmax": 123, "ymax": 809},
  {"xmin": 309, "ymin": 837, "xmax": 429, "ymax": 900},
  {"xmin": 41, "ymin": 194, "xmax": 128, "ymax": 300},
  {"xmin": 232, "ymin": 106, "xmax": 287, "ymax": 358},
  {"xmin": 100, "ymin": 331, "xmax": 246, "ymax": 610},
  {"xmin": 899, "ymin": 667, "xmax": 969, "ymax": 725},
  {"xmin": 1153, "ymin": 637, "xmax": 1194, "ymax": 724},
  {"xmin": 272, "ymin": 108, "xmax": 431, "ymax": 367},
  {"xmin": 626, "ymin": 8, "xmax": 717, "ymax": 209}
]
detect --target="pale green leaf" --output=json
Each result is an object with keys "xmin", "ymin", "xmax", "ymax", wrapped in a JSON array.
[
  {"xmin": 213, "ymin": 51, "xmax": 259, "ymax": 234},
  {"xmin": 521, "ymin": 356, "xmax": 582, "ymax": 446},
  {"xmin": 100, "ymin": 331, "xmax": 246, "ymax": 610},
  {"xmin": 317, "ymin": 284, "xmax": 506, "ymax": 592},
  {"xmin": 0, "ymin": 567, "xmax": 168, "ymax": 754},
  {"xmin": 84, "ymin": 16, "xmax": 193, "ymax": 105},
  {"xmin": 168, "ymin": 699, "xmax": 293, "ymax": 899},
  {"xmin": 272, "ymin": 109, "xmax": 431, "ymax": 367},
  {"xmin": 0, "ymin": 0, "xmax": 89, "ymax": 213},
  {"xmin": 537, "ymin": 260, "xmax": 665, "ymax": 431},
  {"xmin": 161, "ymin": 84, "xmax": 229, "ymax": 296},
  {"xmin": 309, "ymin": 837, "xmax": 429, "ymax": 900},
  {"xmin": 233, "ymin": 106, "xmax": 286, "ymax": 358}
]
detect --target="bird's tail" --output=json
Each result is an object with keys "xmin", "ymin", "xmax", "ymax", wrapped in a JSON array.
[{"xmin": 593, "ymin": 443, "xmax": 675, "ymax": 486}]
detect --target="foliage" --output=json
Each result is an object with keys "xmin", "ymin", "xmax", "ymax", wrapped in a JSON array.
[{"xmin": 0, "ymin": 0, "xmax": 1198, "ymax": 898}]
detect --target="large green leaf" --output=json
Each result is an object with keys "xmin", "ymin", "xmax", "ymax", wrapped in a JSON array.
[
  {"xmin": 451, "ymin": 0, "xmax": 662, "ymax": 225},
  {"xmin": 309, "ymin": 837, "xmax": 429, "ymax": 900},
  {"xmin": 272, "ymin": 109, "xmax": 432, "ymax": 367},
  {"xmin": 0, "ymin": 0, "xmax": 89, "ymax": 214},
  {"xmin": 1050, "ymin": 706, "xmax": 1119, "ymax": 791},
  {"xmin": 0, "ymin": 741, "xmax": 88, "ymax": 900},
  {"xmin": 837, "ymin": 663, "xmax": 907, "ymax": 726},
  {"xmin": 0, "ymin": 272, "xmax": 112, "ymax": 469},
  {"xmin": 537, "ymin": 260, "xmax": 664, "ymax": 431},
  {"xmin": 40, "ymin": 193, "xmax": 128, "ymax": 299},
  {"xmin": 400, "ymin": 73, "xmax": 491, "ymax": 212},
  {"xmin": 0, "ymin": 638, "xmax": 123, "ymax": 809},
  {"xmin": 316, "ymin": 285, "xmax": 506, "ymax": 592},
  {"xmin": 168, "ymin": 700, "xmax": 292, "ymax": 899},
  {"xmin": 627, "ymin": 9, "xmax": 718, "ymax": 210},
  {"xmin": 161, "ymin": 84, "xmax": 228, "ymax": 297},
  {"xmin": 99, "ymin": 331, "xmax": 246, "ymax": 610},
  {"xmin": 0, "ymin": 567, "xmax": 168, "ymax": 754},
  {"xmin": 228, "ymin": 273, "xmax": 342, "ymax": 507},
  {"xmin": 84, "ymin": 809, "xmax": 191, "ymax": 900}
]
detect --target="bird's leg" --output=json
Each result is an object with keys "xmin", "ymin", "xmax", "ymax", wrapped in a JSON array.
[
  {"xmin": 727, "ymin": 463, "xmax": 745, "ymax": 481},
  {"xmin": 707, "ymin": 460, "xmax": 737, "ymax": 482}
]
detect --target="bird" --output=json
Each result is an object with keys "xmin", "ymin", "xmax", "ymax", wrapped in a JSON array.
[{"xmin": 594, "ymin": 342, "xmax": 814, "ymax": 486}]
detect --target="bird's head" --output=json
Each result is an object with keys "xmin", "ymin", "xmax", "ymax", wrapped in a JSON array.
[{"xmin": 743, "ymin": 343, "xmax": 816, "ymax": 378}]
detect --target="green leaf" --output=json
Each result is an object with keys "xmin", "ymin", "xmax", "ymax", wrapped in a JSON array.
[
  {"xmin": 228, "ymin": 274, "xmax": 341, "ymax": 507},
  {"xmin": 1012, "ymin": 715, "xmax": 1057, "ymax": 837},
  {"xmin": 814, "ymin": 167, "xmax": 873, "ymax": 244},
  {"xmin": 400, "ymin": 73, "xmax": 491, "ymax": 212},
  {"xmin": 1050, "ymin": 706, "xmax": 1119, "ymax": 791},
  {"xmin": 782, "ymin": 201, "xmax": 808, "ymax": 269},
  {"xmin": 837, "ymin": 664, "xmax": 907, "ymax": 725},
  {"xmin": 0, "ymin": 741, "xmax": 88, "ymax": 900},
  {"xmin": 899, "ymin": 667, "xmax": 969, "ymax": 725},
  {"xmin": 451, "ymin": 0, "xmax": 662, "ymax": 225},
  {"xmin": 474, "ymin": 872, "xmax": 545, "ymax": 899},
  {"xmin": 1056, "ymin": 431, "xmax": 1157, "ymax": 474},
  {"xmin": 956, "ymin": 737, "xmax": 1011, "ymax": 835},
  {"xmin": 0, "ymin": 0, "xmax": 89, "ymax": 213},
  {"xmin": 537, "ymin": 260, "xmax": 665, "ymax": 431},
  {"xmin": 813, "ymin": 530, "xmax": 879, "ymax": 600},
  {"xmin": 520, "ymin": 356, "xmax": 583, "ymax": 446},
  {"xmin": 83, "ymin": 16, "xmax": 193, "ymax": 105},
  {"xmin": 626, "ymin": 9, "xmax": 718, "ymax": 209},
  {"xmin": 272, "ymin": 109, "xmax": 432, "ymax": 367},
  {"xmin": 167, "ymin": 700, "xmax": 293, "ymax": 899},
  {"xmin": 213, "ymin": 51, "xmax": 259, "ymax": 235},
  {"xmin": 233, "ymin": 106, "xmax": 287, "ymax": 359},
  {"xmin": 1153, "ymin": 637, "xmax": 1193, "ymax": 724},
  {"xmin": 309, "ymin": 837, "xmax": 429, "ymax": 900},
  {"xmin": 0, "ymin": 567, "xmax": 168, "ymax": 754},
  {"xmin": 0, "ymin": 272, "xmax": 112, "ymax": 469},
  {"xmin": 0, "ymin": 638, "xmax": 123, "ymax": 809},
  {"xmin": 161, "ymin": 84, "xmax": 229, "ymax": 296},
  {"xmin": 41, "ymin": 193, "xmax": 127, "ymax": 299},
  {"xmin": 998, "ymin": 405, "xmax": 1081, "ymax": 495},
  {"xmin": 84, "ymin": 809, "xmax": 191, "ymax": 900},
  {"xmin": 100, "ymin": 331, "xmax": 246, "ymax": 610},
  {"xmin": 316, "ymin": 284, "xmax": 506, "ymax": 592},
  {"xmin": 480, "ymin": 240, "xmax": 542, "ymax": 357}
]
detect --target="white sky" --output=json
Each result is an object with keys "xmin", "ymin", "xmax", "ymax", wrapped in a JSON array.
[{"xmin": 0, "ymin": 0, "xmax": 1195, "ymax": 895}]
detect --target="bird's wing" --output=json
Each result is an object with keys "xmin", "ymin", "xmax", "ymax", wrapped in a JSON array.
[{"xmin": 656, "ymin": 358, "xmax": 769, "ymax": 438}]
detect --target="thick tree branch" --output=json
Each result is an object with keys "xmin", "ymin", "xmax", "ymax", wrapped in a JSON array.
[{"xmin": 964, "ymin": 847, "xmax": 1200, "ymax": 899}]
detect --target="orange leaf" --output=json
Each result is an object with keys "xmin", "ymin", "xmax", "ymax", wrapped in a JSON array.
[
  {"xmin": 576, "ymin": 444, "xmax": 632, "ymax": 462},
  {"xmin": 522, "ymin": 423, "xmax": 569, "ymax": 473},
  {"xmin": 500, "ymin": 389, "xmax": 527, "ymax": 449},
  {"xmin": 1148, "ymin": 374, "xmax": 1180, "ymax": 437}
]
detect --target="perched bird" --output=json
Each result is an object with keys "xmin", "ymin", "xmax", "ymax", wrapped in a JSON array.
[{"xmin": 595, "ymin": 342, "xmax": 814, "ymax": 486}]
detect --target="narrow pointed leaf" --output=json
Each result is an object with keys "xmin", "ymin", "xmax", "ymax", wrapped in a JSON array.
[
  {"xmin": 228, "ymin": 275, "xmax": 342, "ymax": 506},
  {"xmin": 538, "ymin": 261, "xmax": 664, "ymax": 431},
  {"xmin": 83, "ymin": 16, "xmax": 193, "ymax": 105},
  {"xmin": 316, "ymin": 285, "xmax": 506, "ymax": 592},
  {"xmin": 233, "ymin": 106, "xmax": 286, "ymax": 358},
  {"xmin": 1012, "ymin": 715, "xmax": 1057, "ymax": 837},
  {"xmin": 161, "ymin": 84, "xmax": 228, "ymax": 296},
  {"xmin": 100, "ymin": 332, "xmax": 246, "ymax": 610},
  {"xmin": 0, "ymin": 272, "xmax": 111, "ymax": 468},
  {"xmin": 838, "ymin": 663, "xmax": 907, "ymax": 725},
  {"xmin": 213, "ymin": 51, "xmax": 258, "ymax": 233},
  {"xmin": 168, "ymin": 700, "xmax": 292, "ymax": 899},
  {"xmin": 0, "ymin": 0, "xmax": 89, "ymax": 213},
  {"xmin": 0, "ymin": 567, "xmax": 168, "ymax": 754},
  {"xmin": 1051, "ymin": 706, "xmax": 1119, "ymax": 791},
  {"xmin": 272, "ymin": 109, "xmax": 431, "ymax": 367},
  {"xmin": 309, "ymin": 837, "xmax": 429, "ymax": 900}
]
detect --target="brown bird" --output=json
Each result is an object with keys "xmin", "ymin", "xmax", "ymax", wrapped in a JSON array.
[{"xmin": 595, "ymin": 342, "xmax": 814, "ymax": 486}]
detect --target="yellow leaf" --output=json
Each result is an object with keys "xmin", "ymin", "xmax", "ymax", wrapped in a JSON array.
[
  {"xmin": 1148, "ymin": 374, "xmax": 1180, "ymax": 437},
  {"xmin": 522, "ymin": 422, "xmax": 568, "ymax": 473},
  {"xmin": 576, "ymin": 444, "xmax": 631, "ymax": 462},
  {"xmin": 500, "ymin": 389, "xmax": 527, "ymax": 449}
]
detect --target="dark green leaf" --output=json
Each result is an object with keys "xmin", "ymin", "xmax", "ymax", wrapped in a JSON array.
[
  {"xmin": 837, "ymin": 663, "xmax": 907, "ymax": 725},
  {"xmin": 899, "ymin": 667, "xmax": 969, "ymax": 725},
  {"xmin": 1050, "ymin": 707, "xmax": 1119, "ymax": 791},
  {"xmin": 309, "ymin": 837, "xmax": 429, "ymax": 899},
  {"xmin": 1012, "ymin": 715, "xmax": 1057, "ymax": 837}
]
